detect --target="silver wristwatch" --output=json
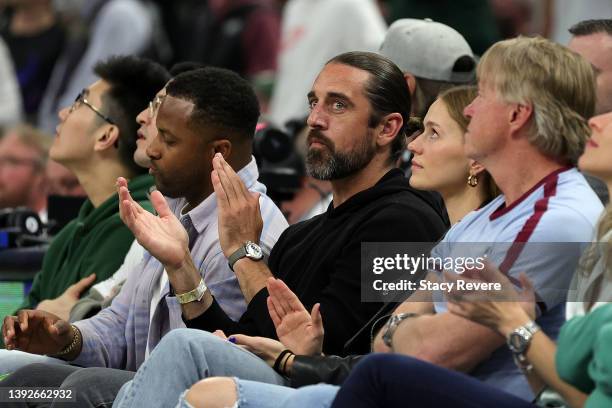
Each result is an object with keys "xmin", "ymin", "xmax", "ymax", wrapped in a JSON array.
[
  {"xmin": 228, "ymin": 241, "xmax": 264, "ymax": 271},
  {"xmin": 382, "ymin": 313, "xmax": 419, "ymax": 348},
  {"xmin": 507, "ymin": 320, "xmax": 540, "ymax": 355}
]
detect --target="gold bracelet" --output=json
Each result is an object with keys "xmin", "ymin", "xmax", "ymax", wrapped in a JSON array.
[{"xmin": 52, "ymin": 325, "xmax": 81, "ymax": 358}]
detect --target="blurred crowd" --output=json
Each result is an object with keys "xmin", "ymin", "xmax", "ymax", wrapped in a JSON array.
[{"xmin": 1, "ymin": 0, "xmax": 611, "ymax": 226}]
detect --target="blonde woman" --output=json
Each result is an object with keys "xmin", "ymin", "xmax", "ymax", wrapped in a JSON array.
[{"xmin": 408, "ymin": 86, "xmax": 498, "ymax": 224}]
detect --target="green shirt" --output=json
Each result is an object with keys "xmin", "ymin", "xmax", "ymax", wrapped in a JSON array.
[
  {"xmin": 16, "ymin": 174, "xmax": 154, "ymax": 313},
  {"xmin": 556, "ymin": 303, "xmax": 612, "ymax": 407}
]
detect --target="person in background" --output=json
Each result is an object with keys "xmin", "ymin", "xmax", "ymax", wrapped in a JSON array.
[
  {"xmin": 0, "ymin": 0, "xmax": 65, "ymax": 121},
  {"xmin": 0, "ymin": 37, "xmax": 22, "ymax": 125},
  {"xmin": 545, "ymin": 0, "xmax": 612, "ymax": 45},
  {"xmin": 379, "ymin": 18, "xmax": 476, "ymax": 222},
  {"xmin": 268, "ymin": 0, "xmax": 387, "ymax": 129},
  {"xmin": 385, "ymin": 0, "xmax": 500, "ymax": 55},
  {"xmin": 0, "ymin": 124, "xmax": 50, "ymax": 220},
  {"xmin": 568, "ymin": 19, "xmax": 612, "ymax": 116},
  {"xmin": 196, "ymin": 0, "xmax": 281, "ymax": 110},
  {"xmin": 566, "ymin": 19, "xmax": 612, "ymax": 205},
  {"xmin": 45, "ymin": 159, "xmax": 87, "ymax": 236},
  {"xmin": 380, "ymin": 18, "xmax": 477, "ymax": 120},
  {"xmin": 37, "ymin": 0, "xmax": 157, "ymax": 133},
  {"xmin": 45, "ymin": 159, "xmax": 85, "ymax": 197}
]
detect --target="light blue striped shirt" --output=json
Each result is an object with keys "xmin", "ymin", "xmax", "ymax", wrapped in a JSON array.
[{"xmin": 73, "ymin": 157, "xmax": 288, "ymax": 370}]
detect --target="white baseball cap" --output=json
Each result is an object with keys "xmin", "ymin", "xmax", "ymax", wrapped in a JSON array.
[{"xmin": 380, "ymin": 18, "xmax": 476, "ymax": 83}]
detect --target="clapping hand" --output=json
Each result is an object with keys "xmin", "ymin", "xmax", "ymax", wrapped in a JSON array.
[
  {"xmin": 266, "ymin": 277, "xmax": 324, "ymax": 355},
  {"xmin": 211, "ymin": 153, "xmax": 262, "ymax": 258},
  {"xmin": 446, "ymin": 261, "xmax": 537, "ymax": 335},
  {"xmin": 220, "ymin": 278, "xmax": 324, "ymax": 371},
  {"xmin": 117, "ymin": 177, "xmax": 188, "ymax": 269}
]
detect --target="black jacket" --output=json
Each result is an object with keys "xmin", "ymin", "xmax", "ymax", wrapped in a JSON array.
[
  {"xmin": 186, "ymin": 169, "xmax": 448, "ymax": 355},
  {"xmin": 291, "ymin": 354, "xmax": 364, "ymax": 387}
]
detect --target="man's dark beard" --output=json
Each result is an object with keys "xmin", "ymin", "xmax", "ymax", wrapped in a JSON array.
[
  {"xmin": 305, "ymin": 130, "xmax": 376, "ymax": 180},
  {"xmin": 153, "ymin": 173, "xmax": 181, "ymax": 199}
]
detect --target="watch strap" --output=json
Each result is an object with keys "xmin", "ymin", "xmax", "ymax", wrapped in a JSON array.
[
  {"xmin": 513, "ymin": 352, "xmax": 534, "ymax": 373},
  {"xmin": 382, "ymin": 312, "xmax": 420, "ymax": 348},
  {"xmin": 523, "ymin": 320, "xmax": 540, "ymax": 336},
  {"xmin": 176, "ymin": 278, "xmax": 207, "ymax": 304},
  {"xmin": 228, "ymin": 246, "xmax": 247, "ymax": 272}
]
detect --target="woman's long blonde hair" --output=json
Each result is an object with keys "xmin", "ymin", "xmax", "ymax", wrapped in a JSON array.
[{"xmin": 579, "ymin": 205, "xmax": 612, "ymax": 281}]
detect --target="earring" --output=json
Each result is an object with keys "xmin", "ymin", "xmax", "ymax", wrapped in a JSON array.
[{"xmin": 467, "ymin": 174, "xmax": 478, "ymax": 187}]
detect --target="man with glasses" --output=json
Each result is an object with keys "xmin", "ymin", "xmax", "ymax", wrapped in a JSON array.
[
  {"xmin": 0, "ymin": 55, "xmax": 168, "ymax": 373},
  {"xmin": 0, "ymin": 125, "xmax": 50, "ymax": 218},
  {"xmin": 0, "ymin": 55, "xmax": 169, "ymax": 327}
]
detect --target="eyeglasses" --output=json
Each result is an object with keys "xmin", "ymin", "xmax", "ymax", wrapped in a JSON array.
[
  {"xmin": 70, "ymin": 89, "xmax": 116, "ymax": 125},
  {"xmin": 148, "ymin": 95, "xmax": 165, "ymax": 118}
]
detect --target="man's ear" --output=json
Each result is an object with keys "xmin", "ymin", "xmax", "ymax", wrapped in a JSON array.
[
  {"xmin": 93, "ymin": 125, "xmax": 120, "ymax": 152},
  {"xmin": 377, "ymin": 112, "xmax": 403, "ymax": 148},
  {"xmin": 210, "ymin": 139, "xmax": 232, "ymax": 160},
  {"xmin": 404, "ymin": 72, "xmax": 416, "ymax": 96},
  {"xmin": 509, "ymin": 103, "xmax": 533, "ymax": 136}
]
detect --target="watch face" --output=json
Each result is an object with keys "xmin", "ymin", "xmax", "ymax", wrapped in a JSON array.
[
  {"xmin": 508, "ymin": 332, "xmax": 526, "ymax": 353},
  {"xmin": 245, "ymin": 242, "xmax": 263, "ymax": 260}
]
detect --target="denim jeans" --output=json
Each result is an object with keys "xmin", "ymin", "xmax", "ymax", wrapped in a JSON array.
[
  {"xmin": 0, "ymin": 363, "xmax": 135, "ymax": 408},
  {"xmin": 113, "ymin": 328, "xmax": 287, "ymax": 408},
  {"xmin": 0, "ymin": 349, "xmax": 68, "ymax": 377},
  {"xmin": 175, "ymin": 379, "xmax": 339, "ymax": 408}
]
